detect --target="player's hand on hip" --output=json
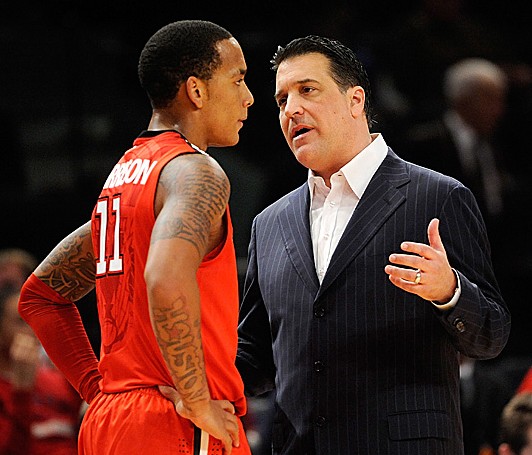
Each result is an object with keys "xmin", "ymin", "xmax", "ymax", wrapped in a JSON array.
[{"xmin": 158, "ymin": 385, "xmax": 240, "ymax": 453}]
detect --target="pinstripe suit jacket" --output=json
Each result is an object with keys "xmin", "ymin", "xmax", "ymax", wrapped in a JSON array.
[{"xmin": 237, "ymin": 148, "xmax": 510, "ymax": 454}]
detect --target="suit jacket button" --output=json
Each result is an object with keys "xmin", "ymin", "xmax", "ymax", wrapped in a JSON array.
[
  {"xmin": 315, "ymin": 416, "xmax": 326, "ymax": 427},
  {"xmin": 314, "ymin": 361, "xmax": 324, "ymax": 372},
  {"xmin": 453, "ymin": 318, "xmax": 466, "ymax": 333},
  {"xmin": 314, "ymin": 307, "xmax": 325, "ymax": 318}
]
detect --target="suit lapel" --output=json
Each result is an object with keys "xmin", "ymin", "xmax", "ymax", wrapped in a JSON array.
[
  {"xmin": 277, "ymin": 185, "xmax": 320, "ymax": 295},
  {"xmin": 317, "ymin": 150, "xmax": 410, "ymax": 298}
]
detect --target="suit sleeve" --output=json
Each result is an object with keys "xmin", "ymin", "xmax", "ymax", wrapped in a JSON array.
[
  {"xmin": 237, "ymin": 217, "xmax": 276, "ymax": 397},
  {"xmin": 434, "ymin": 185, "xmax": 511, "ymax": 359}
]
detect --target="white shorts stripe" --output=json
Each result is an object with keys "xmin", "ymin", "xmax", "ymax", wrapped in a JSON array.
[{"xmin": 199, "ymin": 429, "xmax": 209, "ymax": 455}]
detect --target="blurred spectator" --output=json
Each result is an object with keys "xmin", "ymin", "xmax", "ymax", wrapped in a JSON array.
[
  {"xmin": 459, "ymin": 354, "xmax": 532, "ymax": 455},
  {"xmin": 0, "ymin": 248, "xmax": 38, "ymax": 290},
  {"xmin": 375, "ymin": 0, "xmax": 504, "ymax": 130},
  {"xmin": 0, "ymin": 249, "xmax": 83, "ymax": 455},
  {"xmin": 401, "ymin": 58, "xmax": 511, "ymax": 223},
  {"xmin": 0, "ymin": 249, "xmax": 100, "ymax": 357},
  {"xmin": 497, "ymin": 392, "xmax": 532, "ymax": 455},
  {"xmin": 1, "ymin": 287, "xmax": 39, "ymax": 454},
  {"xmin": 0, "ymin": 288, "xmax": 83, "ymax": 455}
]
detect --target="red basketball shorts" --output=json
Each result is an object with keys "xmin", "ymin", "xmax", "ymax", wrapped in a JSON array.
[{"xmin": 78, "ymin": 387, "xmax": 250, "ymax": 454}]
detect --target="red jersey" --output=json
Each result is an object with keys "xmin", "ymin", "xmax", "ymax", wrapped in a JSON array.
[{"xmin": 91, "ymin": 131, "xmax": 245, "ymax": 414}]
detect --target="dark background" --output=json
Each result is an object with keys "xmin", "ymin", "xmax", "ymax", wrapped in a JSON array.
[{"xmin": 2, "ymin": 0, "xmax": 531, "ymax": 359}]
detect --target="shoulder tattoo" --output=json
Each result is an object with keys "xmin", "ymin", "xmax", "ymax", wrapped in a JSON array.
[{"xmin": 154, "ymin": 156, "xmax": 229, "ymax": 255}]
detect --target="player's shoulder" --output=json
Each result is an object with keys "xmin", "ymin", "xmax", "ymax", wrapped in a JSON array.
[{"xmin": 163, "ymin": 151, "xmax": 228, "ymax": 182}]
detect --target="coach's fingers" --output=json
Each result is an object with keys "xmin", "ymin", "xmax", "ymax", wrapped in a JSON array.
[{"xmin": 427, "ymin": 218, "xmax": 446, "ymax": 254}]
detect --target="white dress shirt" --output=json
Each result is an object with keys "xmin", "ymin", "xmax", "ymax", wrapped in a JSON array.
[
  {"xmin": 307, "ymin": 132, "xmax": 460, "ymax": 309},
  {"xmin": 308, "ymin": 133, "xmax": 387, "ymax": 282}
]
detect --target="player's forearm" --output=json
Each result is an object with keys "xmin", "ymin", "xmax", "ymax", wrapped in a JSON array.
[
  {"xmin": 149, "ymin": 282, "xmax": 211, "ymax": 410},
  {"xmin": 19, "ymin": 274, "xmax": 102, "ymax": 403}
]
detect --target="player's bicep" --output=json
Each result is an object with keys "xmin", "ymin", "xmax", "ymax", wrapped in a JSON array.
[
  {"xmin": 34, "ymin": 221, "xmax": 96, "ymax": 301},
  {"xmin": 153, "ymin": 154, "xmax": 229, "ymax": 258}
]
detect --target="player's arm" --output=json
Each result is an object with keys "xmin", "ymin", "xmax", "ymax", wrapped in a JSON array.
[
  {"xmin": 146, "ymin": 153, "xmax": 239, "ymax": 451},
  {"xmin": 33, "ymin": 221, "xmax": 96, "ymax": 300},
  {"xmin": 18, "ymin": 221, "xmax": 102, "ymax": 403}
]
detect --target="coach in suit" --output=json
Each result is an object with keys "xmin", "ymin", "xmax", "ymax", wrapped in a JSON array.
[{"xmin": 236, "ymin": 36, "xmax": 510, "ymax": 454}]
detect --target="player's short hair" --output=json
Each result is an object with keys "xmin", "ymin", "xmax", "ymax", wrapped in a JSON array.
[{"xmin": 138, "ymin": 20, "xmax": 232, "ymax": 108}]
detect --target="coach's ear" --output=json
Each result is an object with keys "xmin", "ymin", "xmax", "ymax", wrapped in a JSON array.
[{"xmin": 349, "ymin": 85, "xmax": 365, "ymax": 120}]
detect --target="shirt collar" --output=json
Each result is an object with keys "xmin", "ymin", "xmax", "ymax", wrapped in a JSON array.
[{"xmin": 307, "ymin": 133, "xmax": 388, "ymax": 200}]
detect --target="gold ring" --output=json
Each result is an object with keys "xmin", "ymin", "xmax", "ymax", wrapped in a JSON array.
[{"xmin": 414, "ymin": 270, "xmax": 422, "ymax": 285}]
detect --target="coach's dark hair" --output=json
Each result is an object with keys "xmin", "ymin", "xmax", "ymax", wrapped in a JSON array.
[
  {"xmin": 271, "ymin": 35, "xmax": 374, "ymax": 128},
  {"xmin": 138, "ymin": 20, "xmax": 232, "ymax": 108}
]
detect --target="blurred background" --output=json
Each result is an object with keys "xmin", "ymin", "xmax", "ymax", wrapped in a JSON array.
[{"xmin": 1, "ymin": 1, "xmax": 531, "ymax": 454}]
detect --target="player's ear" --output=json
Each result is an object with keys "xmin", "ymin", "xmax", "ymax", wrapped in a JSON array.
[{"xmin": 185, "ymin": 76, "xmax": 207, "ymax": 108}]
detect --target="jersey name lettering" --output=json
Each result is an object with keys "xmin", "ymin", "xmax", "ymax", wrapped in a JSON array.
[{"xmin": 103, "ymin": 159, "xmax": 157, "ymax": 189}]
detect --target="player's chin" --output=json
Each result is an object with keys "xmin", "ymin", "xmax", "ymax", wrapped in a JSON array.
[
  {"xmin": 209, "ymin": 135, "xmax": 240, "ymax": 148},
  {"xmin": 222, "ymin": 132, "xmax": 241, "ymax": 148},
  {"xmin": 211, "ymin": 126, "xmax": 242, "ymax": 148}
]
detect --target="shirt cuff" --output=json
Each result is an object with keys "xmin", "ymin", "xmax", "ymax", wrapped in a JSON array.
[{"xmin": 431, "ymin": 268, "xmax": 461, "ymax": 311}]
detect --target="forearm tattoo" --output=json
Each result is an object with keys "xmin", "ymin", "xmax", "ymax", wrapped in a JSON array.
[
  {"xmin": 152, "ymin": 293, "xmax": 208, "ymax": 402},
  {"xmin": 154, "ymin": 157, "xmax": 229, "ymax": 255},
  {"xmin": 36, "ymin": 223, "xmax": 96, "ymax": 301}
]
